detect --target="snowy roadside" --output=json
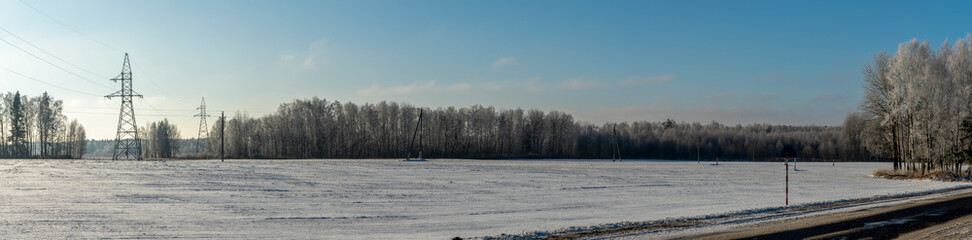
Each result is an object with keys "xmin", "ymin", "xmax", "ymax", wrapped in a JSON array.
[{"xmin": 479, "ymin": 186, "xmax": 972, "ymax": 240}]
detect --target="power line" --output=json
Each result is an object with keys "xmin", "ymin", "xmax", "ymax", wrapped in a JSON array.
[
  {"xmin": 19, "ymin": 0, "xmax": 124, "ymax": 54},
  {"xmin": 63, "ymin": 105, "xmax": 198, "ymax": 112},
  {"xmin": 208, "ymin": 109, "xmax": 273, "ymax": 115},
  {"xmin": 0, "ymin": 37, "xmax": 113, "ymax": 89},
  {"xmin": 131, "ymin": 61, "xmax": 193, "ymax": 104},
  {"xmin": 137, "ymin": 98, "xmax": 170, "ymax": 119},
  {"xmin": 176, "ymin": 117, "xmax": 198, "ymax": 126},
  {"xmin": 0, "ymin": 64, "xmax": 102, "ymax": 97},
  {"xmin": 0, "ymin": 25, "xmax": 109, "ymax": 79},
  {"xmin": 63, "ymin": 109, "xmax": 272, "ymax": 119},
  {"xmin": 62, "ymin": 111, "xmax": 192, "ymax": 118},
  {"xmin": 15, "ymin": 1, "xmax": 194, "ymax": 106},
  {"xmin": 61, "ymin": 105, "xmax": 273, "ymax": 115}
]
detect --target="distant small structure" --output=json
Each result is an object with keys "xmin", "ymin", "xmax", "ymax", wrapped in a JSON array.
[
  {"xmin": 785, "ymin": 153, "xmax": 789, "ymax": 206},
  {"xmin": 220, "ymin": 111, "xmax": 225, "ymax": 162},
  {"xmin": 405, "ymin": 109, "xmax": 426, "ymax": 161},
  {"xmin": 612, "ymin": 123, "xmax": 621, "ymax": 162}
]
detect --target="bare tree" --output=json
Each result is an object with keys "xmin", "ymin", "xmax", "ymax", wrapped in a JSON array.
[
  {"xmin": 143, "ymin": 119, "xmax": 181, "ymax": 158},
  {"xmin": 859, "ymin": 35, "xmax": 972, "ymax": 174}
]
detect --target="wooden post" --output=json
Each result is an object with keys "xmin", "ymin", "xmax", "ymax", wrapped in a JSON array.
[
  {"xmin": 612, "ymin": 124, "xmax": 621, "ymax": 162},
  {"xmin": 418, "ymin": 109, "xmax": 423, "ymax": 159},
  {"xmin": 785, "ymin": 153, "xmax": 789, "ymax": 206},
  {"xmin": 220, "ymin": 111, "xmax": 224, "ymax": 162}
]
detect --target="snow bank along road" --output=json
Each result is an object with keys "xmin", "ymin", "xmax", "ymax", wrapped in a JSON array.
[
  {"xmin": 532, "ymin": 186, "xmax": 972, "ymax": 239},
  {"xmin": 661, "ymin": 187, "xmax": 972, "ymax": 239},
  {"xmin": 0, "ymin": 159, "xmax": 966, "ymax": 239}
]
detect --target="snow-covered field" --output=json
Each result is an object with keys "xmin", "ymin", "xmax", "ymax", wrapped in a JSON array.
[{"xmin": 0, "ymin": 159, "xmax": 966, "ymax": 239}]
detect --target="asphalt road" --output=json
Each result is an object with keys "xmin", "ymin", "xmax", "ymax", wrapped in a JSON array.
[{"xmin": 673, "ymin": 190, "xmax": 972, "ymax": 240}]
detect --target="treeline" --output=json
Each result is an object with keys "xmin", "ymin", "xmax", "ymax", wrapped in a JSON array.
[
  {"xmin": 86, "ymin": 138, "xmax": 201, "ymax": 159},
  {"xmin": 857, "ymin": 35, "xmax": 972, "ymax": 173},
  {"xmin": 85, "ymin": 119, "xmax": 189, "ymax": 159},
  {"xmin": 205, "ymin": 97, "xmax": 873, "ymax": 161},
  {"xmin": 141, "ymin": 119, "xmax": 182, "ymax": 159},
  {"xmin": 0, "ymin": 91, "xmax": 87, "ymax": 159}
]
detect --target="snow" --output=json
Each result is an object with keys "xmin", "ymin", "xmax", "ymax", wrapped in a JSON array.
[
  {"xmin": 0, "ymin": 159, "xmax": 967, "ymax": 239},
  {"xmin": 517, "ymin": 185, "xmax": 972, "ymax": 239}
]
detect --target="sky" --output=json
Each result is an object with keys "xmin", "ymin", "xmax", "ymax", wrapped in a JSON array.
[{"xmin": 1, "ymin": 0, "xmax": 971, "ymax": 139}]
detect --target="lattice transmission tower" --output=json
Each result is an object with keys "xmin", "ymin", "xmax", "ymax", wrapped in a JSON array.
[
  {"xmin": 106, "ymin": 53, "xmax": 143, "ymax": 160},
  {"xmin": 194, "ymin": 97, "xmax": 211, "ymax": 153}
]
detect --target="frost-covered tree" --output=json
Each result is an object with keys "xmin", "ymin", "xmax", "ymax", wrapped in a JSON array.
[
  {"xmin": 0, "ymin": 91, "xmax": 81, "ymax": 158},
  {"xmin": 66, "ymin": 120, "xmax": 86, "ymax": 159},
  {"xmin": 0, "ymin": 94, "xmax": 6, "ymax": 156},
  {"xmin": 859, "ymin": 35, "xmax": 972, "ymax": 174},
  {"xmin": 142, "ymin": 119, "xmax": 181, "ymax": 158}
]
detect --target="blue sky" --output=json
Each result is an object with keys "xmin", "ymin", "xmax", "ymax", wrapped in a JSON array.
[{"xmin": 1, "ymin": 0, "xmax": 970, "ymax": 139}]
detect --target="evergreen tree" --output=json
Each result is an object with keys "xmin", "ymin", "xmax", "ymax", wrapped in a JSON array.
[{"xmin": 8, "ymin": 91, "xmax": 26, "ymax": 157}]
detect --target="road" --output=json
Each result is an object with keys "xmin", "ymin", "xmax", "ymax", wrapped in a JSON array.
[{"xmin": 670, "ymin": 190, "xmax": 972, "ymax": 240}]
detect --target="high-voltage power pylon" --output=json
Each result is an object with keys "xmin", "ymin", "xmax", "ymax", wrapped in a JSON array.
[
  {"xmin": 106, "ymin": 53, "xmax": 143, "ymax": 160},
  {"xmin": 194, "ymin": 97, "xmax": 211, "ymax": 153}
]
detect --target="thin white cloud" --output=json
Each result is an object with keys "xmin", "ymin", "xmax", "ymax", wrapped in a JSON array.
[
  {"xmin": 524, "ymin": 77, "xmax": 545, "ymax": 92},
  {"xmin": 811, "ymin": 94, "xmax": 848, "ymax": 104},
  {"xmin": 555, "ymin": 74, "xmax": 676, "ymax": 89},
  {"xmin": 704, "ymin": 91, "xmax": 733, "ymax": 102},
  {"xmin": 143, "ymin": 96, "xmax": 168, "ymax": 105},
  {"xmin": 279, "ymin": 38, "xmax": 327, "ymax": 69},
  {"xmin": 479, "ymin": 81, "xmax": 513, "ymax": 91},
  {"xmin": 481, "ymin": 75, "xmax": 673, "ymax": 92},
  {"xmin": 619, "ymin": 74, "xmax": 676, "ymax": 86},
  {"xmin": 303, "ymin": 38, "xmax": 327, "ymax": 68},
  {"xmin": 741, "ymin": 94, "xmax": 779, "ymax": 102},
  {"xmin": 561, "ymin": 77, "xmax": 600, "ymax": 89},
  {"xmin": 479, "ymin": 77, "xmax": 546, "ymax": 92},
  {"xmin": 492, "ymin": 56, "xmax": 518, "ymax": 68},
  {"xmin": 358, "ymin": 80, "xmax": 471, "ymax": 96},
  {"xmin": 573, "ymin": 104, "xmax": 843, "ymax": 126}
]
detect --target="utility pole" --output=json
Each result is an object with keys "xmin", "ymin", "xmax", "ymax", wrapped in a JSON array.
[
  {"xmin": 406, "ymin": 109, "xmax": 424, "ymax": 160},
  {"xmin": 418, "ymin": 110, "xmax": 424, "ymax": 160},
  {"xmin": 220, "ymin": 111, "xmax": 225, "ymax": 162},
  {"xmin": 833, "ymin": 145, "xmax": 838, "ymax": 166},
  {"xmin": 106, "ymin": 53, "xmax": 143, "ymax": 160},
  {"xmin": 194, "ymin": 97, "xmax": 211, "ymax": 154},
  {"xmin": 613, "ymin": 124, "xmax": 621, "ymax": 162}
]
